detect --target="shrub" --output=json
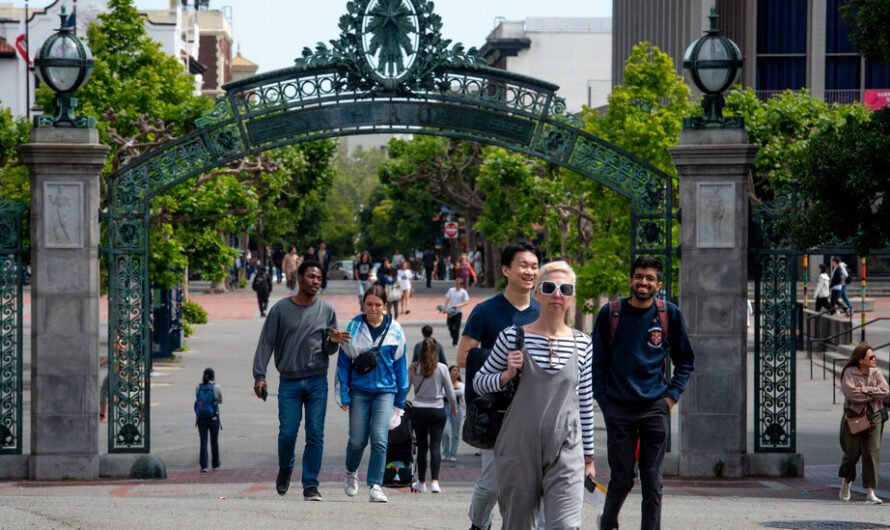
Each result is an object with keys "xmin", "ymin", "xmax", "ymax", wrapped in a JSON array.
[{"xmin": 182, "ymin": 300, "xmax": 208, "ymax": 324}]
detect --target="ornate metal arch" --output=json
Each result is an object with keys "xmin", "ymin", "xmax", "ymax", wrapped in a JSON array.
[
  {"xmin": 105, "ymin": 0, "xmax": 675, "ymax": 452},
  {"xmin": 0, "ymin": 199, "xmax": 26, "ymax": 455}
]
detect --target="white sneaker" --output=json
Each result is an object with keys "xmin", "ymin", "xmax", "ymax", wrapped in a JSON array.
[
  {"xmin": 839, "ymin": 479, "xmax": 851, "ymax": 502},
  {"xmin": 411, "ymin": 481, "xmax": 426, "ymax": 493},
  {"xmin": 369, "ymin": 484, "xmax": 388, "ymax": 503},
  {"xmin": 866, "ymin": 491, "xmax": 883, "ymax": 504},
  {"xmin": 344, "ymin": 470, "xmax": 358, "ymax": 497},
  {"xmin": 430, "ymin": 481, "xmax": 441, "ymax": 493}
]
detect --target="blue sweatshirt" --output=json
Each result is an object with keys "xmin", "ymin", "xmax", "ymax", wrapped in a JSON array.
[
  {"xmin": 591, "ymin": 298, "xmax": 695, "ymax": 407},
  {"xmin": 337, "ymin": 314, "xmax": 409, "ymax": 408}
]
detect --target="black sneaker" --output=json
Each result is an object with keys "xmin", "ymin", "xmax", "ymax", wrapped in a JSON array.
[
  {"xmin": 303, "ymin": 486, "xmax": 323, "ymax": 501},
  {"xmin": 276, "ymin": 467, "xmax": 292, "ymax": 495}
]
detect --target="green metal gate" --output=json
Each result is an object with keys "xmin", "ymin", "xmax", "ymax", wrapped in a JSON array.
[{"xmin": 0, "ymin": 199, "xmax": 26, "ymax": 454}]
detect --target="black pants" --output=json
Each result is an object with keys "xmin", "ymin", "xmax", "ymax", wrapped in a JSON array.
[
  {"xmin": 197, "ymin": 417, "xmax": 221, "ymax": 470},
  {"xmin": 411, "ymin": 406, "xmax": 447, "ymax": 482},
  {"xmin": 446, "ymin": 313, "xmax": 462, "ymax": 346},
  {"xmin": 256, "ymin": 293, "xmax": 270, "ymax": 315},
  {"xmin": 815, "ymin": 296, "xmax": 830, "ymax": 312},
  {"xmin": 829, "ymin": 289, "xmax": 848, "ymax": 313},
  {"xmin": 601, "ymin": 400, "xmax": 670, "ymax": 530},
  {"xmin": 425, "ymin": 267, "xmax": 434, "ymax": 288}
]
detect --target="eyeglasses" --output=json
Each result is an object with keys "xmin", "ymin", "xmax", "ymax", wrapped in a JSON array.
[
  {"xmin": 540, "ymin": 281, "xmax": 575, "ymax": 297},
  {"xmin": 865, "ymin": 355, "xmax": 877, "ymax": 361},
  {"xmin": 632, "ymin": 273, "xmax": 660, "ymax": 283},
  {"xmin": 547, "ymin": 338, "xmax": 560, "ymax": 368}
]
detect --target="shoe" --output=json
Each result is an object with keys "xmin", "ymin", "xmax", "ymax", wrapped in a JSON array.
[
  {"xmin": 276, "ymin": 467, "xmax": 292, "ymax": 495},
  {"xmin": 344, "ymin": 471, "xmax": 358, "ymax": 497},
  {"xmin": 369, "ymin": 484, "xmax": 388, "ymax": 503},
  {"xmin": 411, "ymin": 481, "xmax": 426, "ymax": 493},
  {"xmin": 866, "ymin": 491, "xmax": 883, "ymax": 504},
  {"xmin": 430, "ymin": 481, "xmax": 441, "ymax": 493},
  {"xmin": 839, "ymin": 479, "xmax": 851, "ymax": 501},
  {"xmin": 448, "ymin": 456, "xmax": 457, "ymax": 462},
  {"xmin": 303, "ymin": 486, "xmax": 323, "ymax": 501},
  {"xmin": 200, "ymin": 468, "xmax": 208, "ymax": 473}
]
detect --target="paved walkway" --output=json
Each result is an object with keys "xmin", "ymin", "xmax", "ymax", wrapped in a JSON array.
[{"xmin": 5, "ymin": 280, "xmax": 890, "ymax": 528}]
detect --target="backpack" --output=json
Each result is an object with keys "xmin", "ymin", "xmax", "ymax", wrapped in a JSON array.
[
  {"xmin": 462, "ymin": 327, "xmax": 524, "ymax": 449},
  {"xmin": 194, "ymin": 383, "xmax": 218, "ymax": 420},
  {"xmin": 609, "ymin": 298, "xmax": 669, "ymax": 345},
  {"xmin": 841, "ymin": 263, "xmax": 852, "ymax": 285}
]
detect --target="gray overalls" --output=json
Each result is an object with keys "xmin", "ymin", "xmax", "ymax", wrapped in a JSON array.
[{"xmin": 495, "ymin": 333, "xmax": 584, "ymax": 530}]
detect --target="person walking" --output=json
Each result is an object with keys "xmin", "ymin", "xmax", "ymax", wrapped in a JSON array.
[
  {"xmin": 317, "ymin": 242, "xmax": 330, "ymax": 291},
  {"xmin": 409, "ymin": 337, "xmax": 457, "ymax": 494},
  {"xmin": 354, "ymin": 251, "xmax": 373, "ymax": 311},
  {"xmin": 272, "ymin": 246, "xmax": 285, "ymax": 284},
  {"xmin": 376, "ymin": 258, "xmax": 400, "ymax": 319},
  {"xmin": 195, "ymin": 368, "xmax": 223, "ymax": 472},
  {"xmin": 412, "ymin": 325, "xmax": 447, "ymax": 364},
  {"xmin": 440, "ymin": 277, "xmax": 470, "ymax": 347},
  {"xmin": 251, "ymin": 260, "xmax": 351, "ymax": 501},
  {"xmin": 442, "ymin": 365, "xmax": 465, "ymax": 462},
  {"xmin": 457, "ymin": 253, "xmax": 477, "ymax": 287},
  {"xmin": 829, "ymin": 256, "xmax": 850, "ymax": 315},
  {"xmin": 337, "ymin": 285, "xmax": 409, "ymax": 503},
  {"xmin": 592, "ymin": 256, "xmax": 696, "ymax": 530},
  {"xmin": 252, "ymin": 265, "xmax": 273, "ymax": 317},
  {"xmin": 457, "ymin": 242, "xmax": 541, "ymax": 530},
  {"xmin": 839, "ymin": 258, "xmax": 854, "ymax": 313},
  {"xmin": 814, "ymin": 263, "xmax": 831, "ymax": 313},
  {"xmin": 398, "ymin": 260, "xmax": 414, "ymax": 314},
  {"xmin": 474, "ymin": 261, "xmax": 595, "ymax": 528},
  {"xmin": 423, "ymin": 249, "xmax": 436, "ymax": 288},
  {"xmin": 282, "ymin": 246, "xmax": 301, "ymax": 295},
  {"xmin": 838, "ymin": 341, "xmax": 888, "ymax": 504}
]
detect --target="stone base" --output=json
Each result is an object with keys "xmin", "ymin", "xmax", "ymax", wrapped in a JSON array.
[
  {"xmin": 99, "ymin": 454, "xmax": 140, "ymax": 478},
  {"xmin": 678, "ymin": 452, "xmax": 748, "ymax": 478},
  {"xmin": 0, "ymin": 455, "xmax": 29, "ymax": 479},
  {"xmin": 130, "ymin": 454, "xmax": 167, "ymax": 479},
  {"xmin": 30, "ymin": 454, "xmax": 99, "ymax": 480},
  {"xmin": 746, "ymin": 452, "xmax": 805, "ymax": 477}
]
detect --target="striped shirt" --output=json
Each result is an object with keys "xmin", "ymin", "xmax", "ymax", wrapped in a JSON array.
[{"xmin": 473, "ymin": 326, "xmax": 595, "ymax": 456}]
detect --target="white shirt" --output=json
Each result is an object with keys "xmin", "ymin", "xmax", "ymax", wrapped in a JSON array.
[
  {"xmin": 444, "ymin": 287, "xmax": 469, "ymax": 313},
  {"xmin": 398, "ymin": 269, "xmax": 414, "ymax": 290}
]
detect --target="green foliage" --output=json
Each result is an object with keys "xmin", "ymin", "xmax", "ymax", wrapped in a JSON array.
[
  {"xmin": 0, "ymin": 106, "xmax": 31, "ymax": 206},
  {"xmin": 475, "ymin": 148, "xmax": 544, "ymax": 246},
  {"xmin": 322, "ymin": 146, "xmax": 387, "ymax": 258},
  {"xmin": 182, "ymin": 300, "xmax": 209, "ymax": 324},
  {"xmin": 724, "ymin": 88, "xmax": 870, "ymax": 196},
  {"xmin": 182, "ymin": 321, "xmax": 194, "ymax": 338},
  {"xmin": 787, "ymin": 108, "xmax": 890, "ymax": 255},
  {"xmin": 841, "ymin": 0, "xmax": 890, "ymax": 64}
]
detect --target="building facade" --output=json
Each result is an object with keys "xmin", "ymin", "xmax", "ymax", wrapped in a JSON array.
[
  {"xmin": 479, "ymin": 17, "xmax": 612, "ymax": 111},
  {"xmin": 613, "ymin": 0, "xmax": 890, "ymax": 107}
]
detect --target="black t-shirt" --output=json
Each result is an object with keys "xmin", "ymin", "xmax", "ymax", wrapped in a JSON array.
[{"xmin": 356, "ymin": 262, "xmax": 371, "ymax": 281}]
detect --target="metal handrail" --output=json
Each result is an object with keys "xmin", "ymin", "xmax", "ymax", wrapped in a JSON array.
[
  {"xmin": 874, "ymin": 342, "xmax": 890, "ymax": 381},
  {"xmin": 807, "ymin": 317, "xmax": 890, "ymax": 379}
]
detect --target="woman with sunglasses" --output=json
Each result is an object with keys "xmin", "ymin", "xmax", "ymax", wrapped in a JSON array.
[
  {"xmin": 473, "ymin": 261, "xmax": 595, "ymax": 529},
  {"xmin": 838, "ymin": 341, "xmax": 888, "ymax": 504}
]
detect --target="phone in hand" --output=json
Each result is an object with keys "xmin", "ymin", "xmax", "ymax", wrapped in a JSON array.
[
  {"xmin": 585, "ymin": 476, "xmax": 596, "ymax": 493},
  {"xmin": 261, "ymin": 387, "xmax": 268, "ymax": 401}
]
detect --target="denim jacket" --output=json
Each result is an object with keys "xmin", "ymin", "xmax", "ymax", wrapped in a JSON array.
[{"xmin": 337, "ymin": 315, "xmax": 409, "ymax": 408}]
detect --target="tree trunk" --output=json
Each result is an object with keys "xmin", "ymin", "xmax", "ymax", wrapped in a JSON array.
[{"xmin": 484, "ymin": 239, "xmax": 496, "ymax": 288}]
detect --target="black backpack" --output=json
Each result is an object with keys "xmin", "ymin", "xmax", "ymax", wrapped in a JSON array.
[{"xmin": 462, "ymin": 327, "xmax": 524, "ymax": 449}]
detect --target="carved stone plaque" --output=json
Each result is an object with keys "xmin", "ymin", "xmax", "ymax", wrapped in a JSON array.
[
  {"xmin": 696, "ymin": 183, "xmax": 735, "ymax": 248},
  {"xmin": 44, "ymin": 182, "xmax": 84, "ymax": 249}
]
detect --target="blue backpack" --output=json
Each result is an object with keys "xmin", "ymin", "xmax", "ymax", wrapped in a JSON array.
[{"xmin": 194, "ymin": 383, "xmax": 218, "ymax": 420}]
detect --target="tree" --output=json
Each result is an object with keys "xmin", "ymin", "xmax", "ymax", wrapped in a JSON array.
[
  {"xmin": 841, "ymin": 0, "xmax": 890, "ymax": 64},
  {"xmin": 787, "ymin": 107, "xmax": 890, "ymax": 255},
  {"xmin": 0, "ymin": 106, "xmax": 30, "ymax": 206}
]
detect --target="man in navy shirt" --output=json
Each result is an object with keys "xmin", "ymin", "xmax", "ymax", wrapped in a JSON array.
[
  {"xmin": 457, "ymin": 242, "xmax": 541, "ymax": 530},
  {"xmin": 592, "ymin": 256, "xmax": 695, "ymax": 530}
]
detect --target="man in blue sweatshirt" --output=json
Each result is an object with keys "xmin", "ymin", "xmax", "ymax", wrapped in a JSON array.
[
  {"xmin": 591, "ymin": 256, "xmax": 695, "ymax": 530},
  {"xmin": 252, "ymin": 260, "xmax": 351, "ymax": 501}
]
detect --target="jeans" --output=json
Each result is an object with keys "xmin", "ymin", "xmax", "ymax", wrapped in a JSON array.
[
  {"xmin": 840, "ymin": 285, "xmax": 853, "ymax": 312},
  {"xmin": 446, "ymin": 312, "xmax": 463, "ymax": 346},
  {"xmin": 346, "ymin": 390, "xmax": 395, "ymax": 486},
  {"xmin": 278, "ymin": 375, "xmax": 328, "ymax": 488},
  {"xmin": 412, "ymin": 406, "xmax": 447, "ymax": 481},
  {"xmin": 469, "ymin": 449, "xmax": 498, "ymax": 528},
  {"xmin": 601, "ymin": 400, "xmax": 670, "ymax": 530},
  {"xmin": 197, "ymin": 417, "xmax": 220, "ymax": 470},
  {"xmin": 442, "ymin": 402, "xmax": 463, "ymax": 459}
]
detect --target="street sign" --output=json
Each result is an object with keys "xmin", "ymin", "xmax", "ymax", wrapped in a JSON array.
[{"xmin": 444, "ymin": 221, "xmax": 459, "ymax": 239}]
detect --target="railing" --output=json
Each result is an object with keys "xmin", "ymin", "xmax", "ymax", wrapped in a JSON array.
[
  {"xmin": 802, "ymin": 308, "xmax": 853, "ymax": 379},
  {"xmin": 754, "ymin": 89, "xmax": 862, "ymax": 105},
  {"xmin": 807, "ymin": 317, "xmax": 890, "ymax": 380}
]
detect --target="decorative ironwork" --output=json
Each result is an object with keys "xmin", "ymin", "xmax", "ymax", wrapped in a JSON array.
[
  {"xmin": 105, "ymin": 0, "xmax": 676, "ymax": 452},
  {"xmin": 0, "ymin": 199, "xmax": 25, "ymax": 454}
]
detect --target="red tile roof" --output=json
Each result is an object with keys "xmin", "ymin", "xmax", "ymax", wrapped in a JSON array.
[{"xmin": 0, "ymin": 38, "xmax": 16, "ymax": 58}]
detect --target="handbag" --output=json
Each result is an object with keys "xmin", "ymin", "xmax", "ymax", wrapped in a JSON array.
[
  {"xmin": 846, "ymin": 409, "xmax": 871, "ymax": 436},
  {"xmin": 352, "ymin": 319, "xmax": 390, "ymax": 375},
  {"xmin": 385, "ymin": 283, "xmax": 402, "ymax": 301},
  {"xmin": 462, "ymin": 327, "xmax": 525, "ymax": 449}
]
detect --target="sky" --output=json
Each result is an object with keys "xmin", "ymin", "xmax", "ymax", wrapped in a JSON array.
[{"xmin": 117, "ymin": 0, "xmax": 612, "ymax": 73}]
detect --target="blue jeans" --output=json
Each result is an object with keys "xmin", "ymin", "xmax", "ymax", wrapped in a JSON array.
[
  {"xmin": 197, "ymin": 417, "xmax": 220, "ymax": 470},
  {"xmin": 442, "ymin": 403, "xmax": 463, "ymax": 459},
  {"xmin": 840, "ymin": 285, "xmax": 853, "ymax": 311},
  {"xmin": 278, "ymin": 375, "xmax": 328, "ymax": 488},
  {"xmin": 346, "ymin": 390, "xmax": 395, "ymax": 486}
]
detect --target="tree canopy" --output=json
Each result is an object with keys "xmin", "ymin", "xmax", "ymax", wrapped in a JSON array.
[{"xmin": 841, "ymin": 0, "xmax": 890, "ymax": 64}]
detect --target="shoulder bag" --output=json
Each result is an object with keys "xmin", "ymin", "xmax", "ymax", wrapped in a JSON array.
[
  {"xmin": 352, "ymin": 320, "xmax": 390, "ymax": 375},
  {"xmin": 846, "ymin": 408, "xmax": 870, "ymax": 436}
]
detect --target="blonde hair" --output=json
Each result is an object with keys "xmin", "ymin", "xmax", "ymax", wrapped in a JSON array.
[{"xmin": 533, "ymin": 261, "xmax": 577, "ymax": 292}]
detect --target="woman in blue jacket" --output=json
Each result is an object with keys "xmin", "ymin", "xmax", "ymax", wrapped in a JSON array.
[{"xmin": 337, "ymin": 284, "xmax": 409, "ymax": 503}]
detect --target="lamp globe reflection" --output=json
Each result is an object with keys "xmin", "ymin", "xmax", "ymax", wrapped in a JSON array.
[
  {"xmin": 682, "ymin": 7, "xmax": 744, "ymax": 129},
  {"xmin": 33, "ymin": 4, "xmax": 96, "ymax": 128}
]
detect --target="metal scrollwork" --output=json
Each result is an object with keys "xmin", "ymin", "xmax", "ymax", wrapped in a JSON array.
[{"xmin": 0, "ymin": 199, "xmax": 24, "ymax": 454}]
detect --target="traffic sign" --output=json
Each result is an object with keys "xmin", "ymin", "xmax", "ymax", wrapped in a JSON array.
[{"xmin": 444, "ymin": 221, "xmax": 459, "ymax": 239}]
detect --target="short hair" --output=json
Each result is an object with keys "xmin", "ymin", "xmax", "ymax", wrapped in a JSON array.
[
  {"xmin": 631, "ymin": 256, "xmax": 663, "ymax": 281},
  {"xmin": 363, "ymin": 284, "xmax": 387, "ymax": 304},
  {"xmin": 500, "ymin": 241, "xmax": 541, "ymax": 269},
  {"xmin": 298, "ymin": 259, "xmax": 322, "ymax": 277},
  {"xmin": 421, "ymin": 325, "xmax": 433, "ymax": 338},
  {"xmin": 818, "ymin": 263, "xmax": 827, "ymax": 273},
  {"xmin": 534, "ymin": 261, "xmax": 577, "ymax": 292},
  {"xmin": 455, "ymin": 277, "xmax": 465, "ymax": 286}
]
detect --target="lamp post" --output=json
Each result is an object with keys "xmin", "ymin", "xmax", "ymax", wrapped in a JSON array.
[
  {"xmin": 682, "ymin": 7, "xmax": 743, "ymax": 129},
  {"xmin": 33, "ymin": 4, "xmax": 95, "ymax": 128}
]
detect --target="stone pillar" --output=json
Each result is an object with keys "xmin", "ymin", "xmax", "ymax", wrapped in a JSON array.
[
  {"xmin": 669, "ymin": 129, "xmax": 757, "ymax": 477},
  {"xmin": 19, "ymin": 128, "xmax": 109, "ymax": 480}
]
